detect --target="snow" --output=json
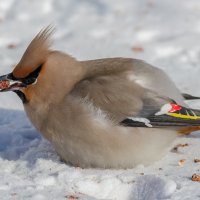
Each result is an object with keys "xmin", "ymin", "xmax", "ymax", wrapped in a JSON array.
[
  {"xmin": 132, "ymin": 175, "xmax": 177, "ymax": 200},
  {"xmin": 0, "ymin": 0, "xmax": 200, "ymax": 199}
]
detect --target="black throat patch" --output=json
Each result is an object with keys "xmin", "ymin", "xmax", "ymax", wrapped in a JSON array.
[{"xmin": 14, "ymin": 90, "xmax": 28, "ymax": 104}]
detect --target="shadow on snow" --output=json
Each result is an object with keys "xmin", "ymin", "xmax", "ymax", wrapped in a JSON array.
[{"xmin": 0, "ymin": 108, "xmax": 59, "ymax": 166}]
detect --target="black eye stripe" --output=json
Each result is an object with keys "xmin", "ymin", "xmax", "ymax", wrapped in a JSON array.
[
  {"xmin": 10, "ymin": 65, "xmax": 42, "ymax": 85},
  {"xmin": 24, "ymin": 65, "xmax": 42, "ymax": 80},
  {"xmin": 7, "ymin": 73, "xmax": 17, "ymax": 80}
]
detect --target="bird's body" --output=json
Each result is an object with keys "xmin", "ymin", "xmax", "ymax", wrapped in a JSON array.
[
  {"xmin": 24, "ymin": 56, "xmax": 179, "ymax": 168},
  {"xmin": 0, "ymin": 27, "xmax": 200, "ymax": 168}
]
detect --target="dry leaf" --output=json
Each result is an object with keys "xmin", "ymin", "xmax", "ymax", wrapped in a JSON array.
[
  {"xmin": 179, "ymin": 126, "xmax": 200, "ymax": 135},
  {"xmin": 65, "ymin": 195, "xmax": 79, "ymax": 199},
  {"xmin": 7, "ymin": 43, "xmax": 17, "ymax": 49},
  {"xmin": 173, "ymin": 143, "xmax": 189, "ymax": 151},
  {"xmin": 178, "ymin": 159, "xmax": 186, "ymax": 166},
  {"xmin": 132, "ymin": 46, "xmax": 144, "ymax": 53},
  {"xmin": 194, "ymin": 159, "xmax": 200, "ymax": 163},
  {"xmin": 192, "ymin": 174, "xmax": 200, "ymax": 182}
]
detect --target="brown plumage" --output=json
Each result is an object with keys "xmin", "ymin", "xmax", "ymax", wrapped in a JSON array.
[
  {"xmin": 13, "ymin": 26, "xmax": 53, "ymax": 78},
  {"xmin": 0, "ymin": 27, "xmax": 200, "ymax": 168}
]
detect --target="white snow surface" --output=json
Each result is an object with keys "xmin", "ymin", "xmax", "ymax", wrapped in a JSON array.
[{"xmin": 0, "ymin": 0, "xmax": 200, "ymax": 199}]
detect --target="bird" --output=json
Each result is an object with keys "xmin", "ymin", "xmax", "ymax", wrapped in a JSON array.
[{"xmin": 0, "ymin": 26, "xmax": 200, "ymax": 168}]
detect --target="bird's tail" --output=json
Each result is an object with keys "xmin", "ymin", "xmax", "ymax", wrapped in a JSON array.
[
  {"xmin": 121, "ymin": 102, "xmax": 200, "ymax": 131},
  {"xmin": 148, "ymin": 103, "xmax": 200, "ymax": 127}
]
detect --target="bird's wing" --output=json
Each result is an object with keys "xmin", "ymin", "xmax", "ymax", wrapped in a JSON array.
[
  {"xmin": 72, "ymin": 72, "xmax": 200, "ymax": 128},
  {"xmin": 120, "ymin": 101, "xmax": 200, "ymax": 128}
]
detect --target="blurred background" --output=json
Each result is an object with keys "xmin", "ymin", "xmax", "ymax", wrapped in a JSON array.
[
  {"xmin": 0, "ymin": 0, "xmax": 200, "ymax": 109},
  {"xmin": 1, "ymin": 2, "xmax": 200, "ymax": 199}
]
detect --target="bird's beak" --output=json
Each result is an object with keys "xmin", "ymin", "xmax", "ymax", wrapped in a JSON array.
[{"xmin": 0, "ymin": 73, "xmax": 26, "ymax": 92}]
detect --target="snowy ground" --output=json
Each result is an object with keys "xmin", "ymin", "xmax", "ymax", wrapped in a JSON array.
[{"xmin": 0, "ymin": 0, "xmax": 200, "ymax": 199}]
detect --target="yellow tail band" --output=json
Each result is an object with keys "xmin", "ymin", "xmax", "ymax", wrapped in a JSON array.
[{"xmin": 167, "ymin": 112, "xmax": 200, "ymax": 120}]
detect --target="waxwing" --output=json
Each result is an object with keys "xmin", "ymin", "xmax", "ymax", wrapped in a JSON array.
[{"xmin": 0, "ymin": 27, "xmax": 200, "ymax": 168}]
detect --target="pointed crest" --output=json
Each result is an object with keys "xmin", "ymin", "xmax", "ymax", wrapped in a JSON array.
[{"xmin": 13, "ymin": 25, "xmax": 55, "ymax": 78}]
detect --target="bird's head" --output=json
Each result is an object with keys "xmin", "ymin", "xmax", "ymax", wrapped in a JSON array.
[{"xmin": 0, "ymin": 27, "xmax": 84, "ymax": 105}]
